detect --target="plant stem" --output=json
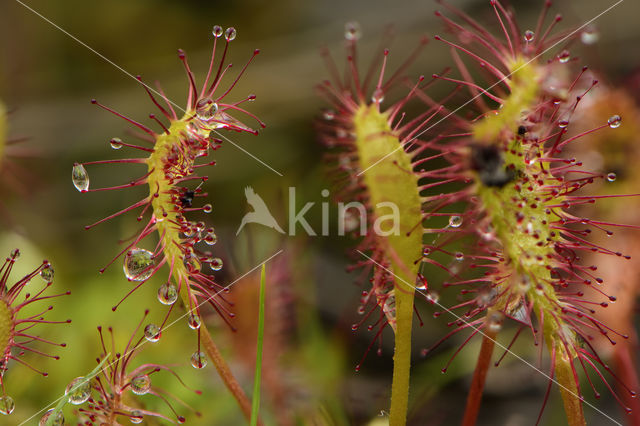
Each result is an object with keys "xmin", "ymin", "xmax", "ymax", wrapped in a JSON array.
[
  {"xmin": 250, "ymin": 265, "xmax": 266, "ymax": 426},
  {"xmin": 462, "ymin": 331, "xmax": 497, "ymax": 426},
  {"xmin": 389, "ymin": 283, "xmax": 414, "ymax": 426},
  {"xmin": 199, "ymin": 324, "xmax": 256, "ymax": 423}
]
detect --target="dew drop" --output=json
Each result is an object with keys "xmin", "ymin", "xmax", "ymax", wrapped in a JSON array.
[
  {"xmin": 157, "ymin": 282, "xmax": 178, "ymax": 305},
  {"xmin": 345, "ymin": 22, "xmax": 361, "ymax": 41},
  {"xmin": 523, "ymin": 30, "xmax": 535, "ymax": 42},
  {"xmin": 210, "ymin": 257, "xmax": 223, "ymax": 271},
  {"xmin": 454, "ymin": 252, "xmax": 464, "ymax": 261},
  {"xmin": 196, "ymin": 98, "xmax": 219, "ymax": 121},
  {"xmin": 608, "ymin": 114, "xmax": 622, "ymax": 129},
  {"xmin": 415, "ymin": 282, "xmax": 427, "ymax": 291},
  {"xmin": 9, "ymin": 249, "xmax": 19, "ymax": 259},
  {"xmin": 422, "ymin": 247, "xmax": 431, "ymax": 257},
  {"xmin": 130, "ymin": 375, "xmax": 151, "ymax": 395},
  {"xmin": 40, "ymin": 264, "xmax": 54, "ymax": 282},
  {"xmin": 224, "ymin": 27, "xmax": 237, "ymax": 41},
  {"xmin": 39, "ymin": 409, "xmax": 64, "ymax": 426},
  {"xmin": 144, "ymin": 324, "xmax": 161, "ymax": 342},
  {"xmin": 130, "ymin": 410, "xmax": 144, "ymax": 424},
  {"xmin": 425, "ymin": 291, "xmax": 439, "ymax": 304},
  {"xmin": 323, "ymin": 109, "xmax": 335, "ymax": 121},
  {"xmin": 204, "ymin": 232, "xmax": 218, "ymax": 246},
  {"xmin": 123, "ymin": 248, "xmax": 154, "ymax": 281},
  {"xmin": 557, "ymin": 119, "xmax": 569, "ymax": 128},
  {"xmin": 581, "ymin": 28, "xmax": 599, "ymax": 45},
  {"xmin": 449, "ymin": 215, "xmax": 463, "ymax": 228},
  {"xmin": 65, "ymin": 377, "xmax": 91, "ymax": 405},
  {"xmin": 191, "ymin": 351, "xmax": 208, "ymax": 369},
  {"xmin": 0, "ymin": 396, "xmax": 14, "ymax": 415},
  {"xmin": 72, "ymin": 164, "xmax": 89, "ymax": 192},
  {"xmin": 110, "ymin": 137, "xmax": 123, "ymax": 149},
  {"xmin": 486, "ymin": 311, "xmax": 504, "ymax": 332},
  {"xmin": 203, "ymin": 204, "xmax": 213, "ymax": 213},
  {"xmin": 212, "ymin": 25, "xmax": 223, "ymax": 38},
  {"xmin": 606, "ymin": 172, "xmax": 617, "ymax": 182},
  {"xmin": 371, "ymin": 88, "xmax": 385, "ymax": 104},
  {"xmin": 188, "ymin": 313, "xmax": 201, "ymax": 330},
  {"xmin": 557, "ymin": 50, "xmax": 571, "ymax": 63}
]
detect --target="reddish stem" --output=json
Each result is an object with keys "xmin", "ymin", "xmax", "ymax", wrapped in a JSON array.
[{"xmin": 462, "ymin": 331, "xmax": 496, "ymax": 426}]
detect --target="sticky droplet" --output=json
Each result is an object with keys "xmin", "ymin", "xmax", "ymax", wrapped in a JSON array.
[
  {"xmin": 581, "ymin": 28, "xmax": 599, "ymax": 45},
  {"xmin": 454, "ymin": 252, "xmax": 464, "ymax": 261},
  {"xmin": 210, "ymin": 257, "xmax": 223, "ymax": 271},
  {"xmin": 110, "ymin": 137, "xmax": 123, "ymax": 149},
  {"xmin": 65, "ymin": 377, "xmax": 91, "ymax": 405},
  {"xmin": 608, "ymin": 114, "xmax": 622, "ymax": 129},
  {"xmin": 557, "ymin": 119, "xmax": 569, "ymax": 128},
  {"xmin": 557, "ymin": 50, "xmax": 571, "ymax": 63},
  {"xmin": 72, "ymin": 164, "xmax": 89, "ymax": 192},
  {"xmin": 40, "ymin": 264, "xmax": 54, "ymax": 282},
  {"xmin": 130, "ymin": 410, "xmax": 144, "ymax": 424},
  {"xmin": 323, "ymin": 109, "xmax": 335, "ymax": 120},
  {"xmin": 224, "ymin": 27, "xmax": 237, "ymax": 41},
  {"xmin": 191, "ymin": 351, "xmax": 208, "ymax": 369},
  {"xmin": 144, "ymin": 324, "xmax": 161, "ymax": 342},
  {"xmin": 157, "ymin": 282, "xmax": 178, "ymax": 305},
  {"xmin": 524, "ymin": 30, "xmax": 535, "ymax": 42},
  {"xmin": 212, "ymin": 25, "xmax": 223, "ymax": 38},
  {"xmin": 486, "ymin": 311, "xmax": 504, "ymax": 332},
  {"xmin": 130, "ymin": 375, "xmax": 151, "ymax": 395},
  {"xmin": 39, "ymin": 409, "xmax": 64, "ymax": 426},
  {"xmin": 204, "ymin": 232, "xmax": 218, "ymax": 246},
  {"xmin": 449, "ymin": 216, "xmax": 463, "ymax": 228},
  {"xmin": 123, "ymin": 249, "xmax": 154, "ymax": 281},
  {"xmin": 345, "ymin": 22, "xmax": 361, "ymax": 41},
  {"xmin": 188, "ymin": 313, "xmax": 201, "ymax": 330},
  {"xmin": 203, "ymin": 204, "xmax": 213, "ymax": 213},
  {"xmin": 0, "ymin": 396, "xmax": 14, "ymax": 415},
  {"xmin": 371, "ymin": 88, "xmax": 385, "ymax": 104},
  {"xmin": 606, "ymin": 172, "xmax": 617, "ymax": 182},
  {"xmin": 196, "ymin": 98, "xmax": 219, "ymax": 121}
]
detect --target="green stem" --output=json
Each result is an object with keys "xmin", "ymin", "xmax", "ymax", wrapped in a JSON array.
[
  {"xmin": 389, "ymin": 283, "xmax": 414, "ymax": 426},
  {"xmin": 250, "ymin": 265, "xmax": 266, "ymax": 426}
]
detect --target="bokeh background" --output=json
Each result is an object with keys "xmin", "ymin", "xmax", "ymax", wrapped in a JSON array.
[{"xmin": 1, "ymin": 0, "xmax": 640, "ymax": 425}]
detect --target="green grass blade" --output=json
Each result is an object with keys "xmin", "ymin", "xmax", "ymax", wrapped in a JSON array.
[{"xmin": 250, "ymin": 264, "xmax": 266, "ymax": 426}]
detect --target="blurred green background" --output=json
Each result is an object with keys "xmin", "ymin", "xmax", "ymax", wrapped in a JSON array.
[{"xmin": 1, "ymin": 0, "xmax": 640, "ymax": 425}]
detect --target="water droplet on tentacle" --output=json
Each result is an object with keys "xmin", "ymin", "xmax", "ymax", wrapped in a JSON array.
[
  {"xmin": 212, "ymin": 25, "xmax": 223, "ymax": 38},
  {"xmin": 144, "ymin": 323, "xmax": 161, "ymax": 342},
  {"xmin": 130, "ymin": 375, "xmax": 151, "ymax": 395},
  {"xmin": 210, "ymin": 257, "xmax": 223, "ymax": 271},
  {"xmin": 606, "ymin": 172, "xmax": 617, "ymax": 182},
  {"xmin": 0, "ymin": 396, "xmax": 14, "ymax": 415},
  {"xmin": 123, "ymin": 248, "xmax": 154, "ymax": 281},
  {"xmin": 40, "ymin": 264, "xmax": 54, "ymax": 282},
  {"xmin": 39, "ymin": 409, "xmax": 64, "ymax": 425},
  {"xmin": 449, "ymin": 215, "xmax": 463, "ymax": 228},
  {"xmin": 608, "ymin": 114, "xmax": 622, "ymax": 129},
  {"xmin": 191, "ymin": 351, "xmax": 208, "ymax": 369},
  {"xmin": 196, "ymin": 98, "xmax": 219, "ymax": 121},
  {"xmin": 110, "ymin": 137, "xmax": 123, "ymax": 149},
  {"xmin": 523, "ymin": 30, "xmax": 535, "ymax": 42},
  {"xmin": 345, "ymin": 22, "xmax": 361, "ymax": 41},
  {"xmin": 72, "ymin": 164, "xmax": 89, "ymax": 192},
  {"xmin": 157, "ymin": 282, "xmax": 178, "ymax": 305},
  {"xmin": 65, "ymin": 377, "xmax": 91, "ymax": 405},
  {"xmin": 224, "ymin": 27, "xmax": 237, "ymax": 41}
]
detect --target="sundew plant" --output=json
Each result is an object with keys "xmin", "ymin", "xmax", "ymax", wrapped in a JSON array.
[{"xmin": 1, "ymin": 1, "xmax": 640, "ymax": 425}]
